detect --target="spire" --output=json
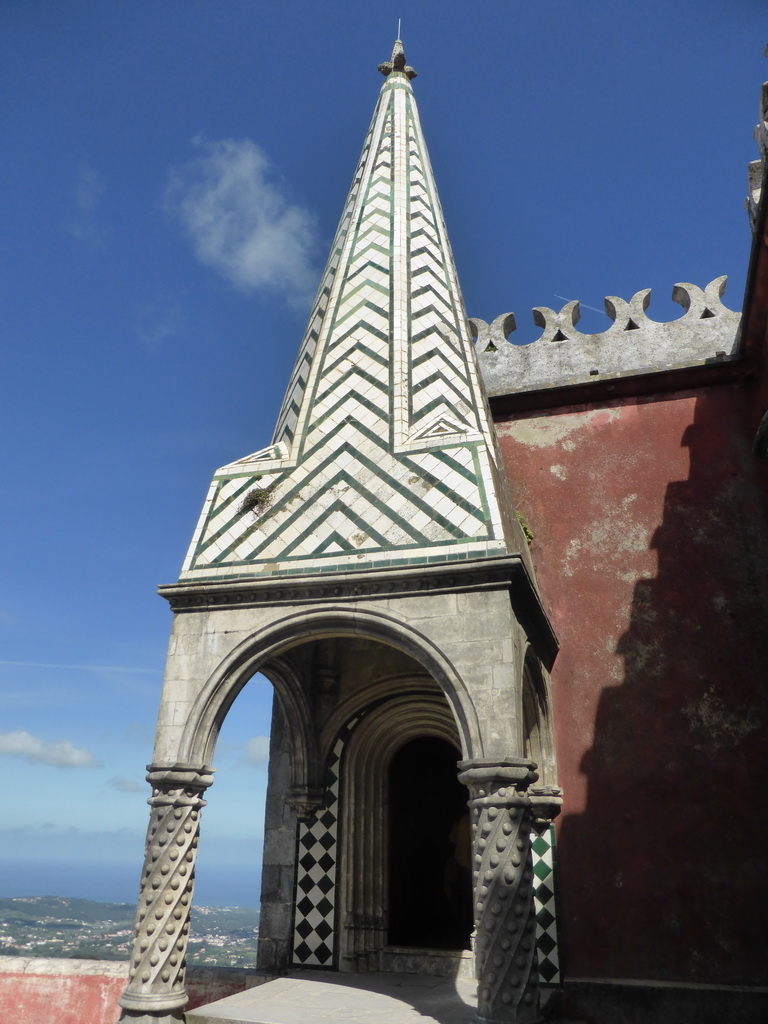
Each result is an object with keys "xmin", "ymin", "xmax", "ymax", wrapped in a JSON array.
[
  {"xmin": 378, "ymin": 38, "xmax": 417, "ymax": 80},
  {"xmin": 179, "ymin": 43, "xmax": 520, "ymax": 583}
]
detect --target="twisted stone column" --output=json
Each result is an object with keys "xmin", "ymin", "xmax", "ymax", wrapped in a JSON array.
[
  {"xmin": 118, "ymin": 764, "xmax": 213, "ymax": 1024},
  {"xmin": 458, "ymin": 759, "xmax": 542, "ymax": 1024}
]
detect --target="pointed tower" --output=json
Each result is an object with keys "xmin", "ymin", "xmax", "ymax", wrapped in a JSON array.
[
  {"xmin": 180, "ymin": 40, "xmax": 517, "ymax": 584},
  {"xmin": 120, "ymin": 42, "xmax": 559, "ymax": 1024}
]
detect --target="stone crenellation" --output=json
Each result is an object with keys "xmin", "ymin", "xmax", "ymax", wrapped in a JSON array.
[
  {"xmin": 472, "ymin": 276, "xmax": 742, "ymax": 397},
  {"xmin": 746, "ymin": 75, "xmax": 768, "ymax": 228}
]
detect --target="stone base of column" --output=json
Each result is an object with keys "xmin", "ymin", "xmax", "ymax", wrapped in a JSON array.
[{"xmin": 117, "ymin": 1010, "xmax": 184, "ymax": 1024}]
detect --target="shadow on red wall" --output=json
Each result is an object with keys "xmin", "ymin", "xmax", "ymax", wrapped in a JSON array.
[{"xmin": 554, "ymin": 386, "xmax": 768, "ymax": 985}]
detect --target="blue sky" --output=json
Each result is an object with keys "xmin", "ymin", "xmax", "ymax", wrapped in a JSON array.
[{"xmin": 1, "ymin": 0, "xmax": 765, "ymax": 907}]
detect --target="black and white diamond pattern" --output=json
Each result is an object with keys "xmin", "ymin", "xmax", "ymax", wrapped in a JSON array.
[
  {"xmin": 292, "ymin": 712, "xmax": 560, "ymax": 977},
  {"xmin": 531, "ymin": 823, "xmax": 560, "ymax": 985},
  {"xmin": 291, "ymin": 717, "xmax": 361, "ymax": 967}
]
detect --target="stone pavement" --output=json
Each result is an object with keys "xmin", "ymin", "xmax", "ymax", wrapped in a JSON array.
[{"xmin": 186, "ymin": 971, "xmax": 478, "ymax": 1024}]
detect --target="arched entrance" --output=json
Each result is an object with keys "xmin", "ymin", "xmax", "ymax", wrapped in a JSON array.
[
  {"xmin": 388, "ymin": 736, "xmax": 472, "ymax": 950},
  {"xmin": 119, "ymin": 581, "xmax": 559, "ymax": 1023},
  {"xmin": 277, "ymin": 638, "xmax": 472, "ymax": 973},
  {"xmin": 192, "ymin": 618, "xmax": 480, "ymax": 976}
]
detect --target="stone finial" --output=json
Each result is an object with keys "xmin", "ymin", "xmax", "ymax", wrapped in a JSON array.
[
  {"xmin": 469, "ymin": 312, "xmax": 517, "ymax": 354},
  {"xmin": 378, "ymin": 39, "xmax": 417, "ymax": 80}
]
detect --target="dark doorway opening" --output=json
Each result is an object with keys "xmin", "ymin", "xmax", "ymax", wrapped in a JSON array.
[{"xmin": 387, "ymin": 736, "xmax": 472, "ymax": 949}]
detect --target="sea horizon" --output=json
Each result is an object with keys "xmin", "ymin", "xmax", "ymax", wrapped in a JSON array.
[{"xmin": 0, "ymin": 859, "xmax": 261, "ymax": 910}]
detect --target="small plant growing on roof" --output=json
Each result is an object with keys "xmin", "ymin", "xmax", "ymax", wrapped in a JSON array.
[
  {"xmin": 239, "ymin": 476, "xmax": 276, "ymax": 518},
  {"xmin": 515, "ymin": 510, "xmax": 533, "ymax": 546}
]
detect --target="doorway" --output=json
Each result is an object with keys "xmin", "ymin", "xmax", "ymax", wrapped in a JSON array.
[{"xmin": 387, "ymin": 736, "xmax": 472, "ymax": 950}]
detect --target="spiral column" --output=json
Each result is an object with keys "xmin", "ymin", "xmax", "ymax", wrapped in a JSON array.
[
  {"xmin": 118, "ymin": 764, "xmax": 213, "ymax": 1024},
  {"xmin": 458, "ymin": 759, "xmax": 542, "ymax": 1024}
]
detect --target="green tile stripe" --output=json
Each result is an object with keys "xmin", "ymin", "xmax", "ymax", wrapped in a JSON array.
[
  {"xmin": 313, "ymin": 364, "xmax": 389, "ymax": 408},
  {"xmin": 197, "ymin": 542, "xmax": 507, "ymax": 577},
  {"xmin": 304, "ymin": 390, "xmax": 388, "ymax": 436},
  {"xmin": 184, "ymin": 542, "xmax": 511, "ymax": 581},
  {"xmin": 401, "ymin": 452, "xmax": 488, "ymax": 521},
  {"xmin": 325, "ymin": 320, "xmax": 389, "ymax": 353},
  {"xmin": 411, "ymin": 368, "xmax": 472, "ymax": 406},
  {"xmin": 322, "ymin": 341, "xmax": 389, "ymax": 377},
  {"xmin": 345, "ymin": 259, "xmax": 390, "ymax": 285},
  {"xmin": 265, "ymin": 495, "xmax": 397, "ymax": 562},
  {"xmin": 424, "ymin": 447, "xmax": 479, "ymax": 485}
]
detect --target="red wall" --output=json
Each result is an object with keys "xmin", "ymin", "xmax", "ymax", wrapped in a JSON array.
[
  {"xmin": 0, "ymin": 968, "xmax": 124, "ymax": 1024},
  {"xmin": 0, "ymin": 958, "xmax": 258, "ymax": 1024},
  {"xmin": 495, "ymin": 384, "xmax": 768, "ymax": 986}
]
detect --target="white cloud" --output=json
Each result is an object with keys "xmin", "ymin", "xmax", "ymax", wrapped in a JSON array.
[
  {"xmin": 243, "ymin": 736, "xmax": 270, "ymax": 765},
  {"xmin": 0, "ymin": 729, "xmax": 94, "ymax": 767},
  {"xmin": 65, "ymin": 162, "xmax": 105, "ymax": 247},
  {"xmin": 165, "ymin": 137, "xmax": 319, "ymax": 307},
  {"xmin": 136, "ymin": 295, "xmax": 186, "ymax": 346},
  {"xmin": 108, "ymin": 776, "xmax": 144, "ymax": 793}
]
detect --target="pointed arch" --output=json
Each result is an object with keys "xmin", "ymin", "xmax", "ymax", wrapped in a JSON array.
[
  {"xmin": 522, "ymin": 647, "xmax": 558, "ymax": 787},
  {"xmin": 176, "ymin": 605, "xmax": 483, "ymax": 774}
]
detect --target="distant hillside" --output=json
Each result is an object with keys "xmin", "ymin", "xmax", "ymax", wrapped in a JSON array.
[
  {"xmin": 0, "ymin": 895, "xmax": 134, "ymax": 925},
  {"xmin": 0, "ymin": 895, "xmax": 260, "ymax": 967}
]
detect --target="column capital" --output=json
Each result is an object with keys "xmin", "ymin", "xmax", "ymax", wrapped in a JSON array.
[
  {"xmin": 458, "ymin": 757, "xmax": 539, "ymax": 800},
  {"xmin": 145, "ymin": 763, "xmax": 214, "ymax": 794},
  {"xmin": 528, "ymin": 785, "xmax": 563, "ymax": 825},
  {"xmin": 285, "ymin": 786, "xmax": 325, "ymax": 818}
]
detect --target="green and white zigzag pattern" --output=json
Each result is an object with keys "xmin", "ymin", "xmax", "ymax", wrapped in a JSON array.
[
  {"xmin": 271, "ymin": 120, "xmax": 375, "ymax": 450},
  {"xmin": 180, "ymin": 74, "xmax": 511, "ymax": 582},
  {"xmin": 405, "ymin": 96, "xmax": 478, "ymax": 436}
]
